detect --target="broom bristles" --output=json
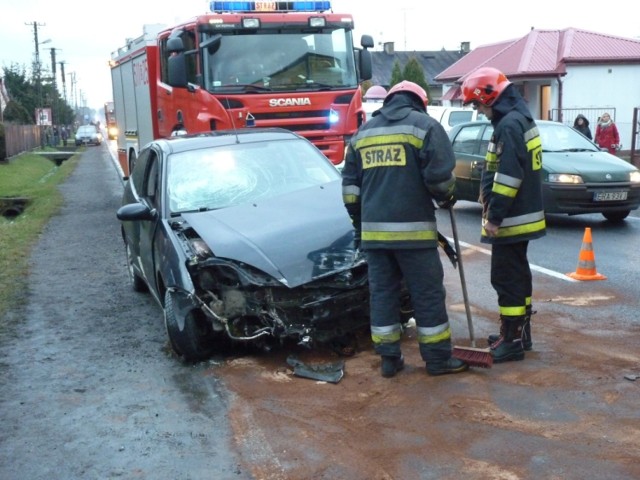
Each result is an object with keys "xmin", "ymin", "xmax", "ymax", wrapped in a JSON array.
[{"xmin": 452, "ymin": 345, "xmax": 493, "ymax": 368}]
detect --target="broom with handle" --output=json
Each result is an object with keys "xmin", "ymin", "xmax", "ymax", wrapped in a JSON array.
[{"xmin": 448, "ymin": 208, "xmax": 493, "ymax": 368}]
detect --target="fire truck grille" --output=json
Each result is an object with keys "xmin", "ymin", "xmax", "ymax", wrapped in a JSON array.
[{"xmin": 251, "ymin": 110, "xmax": 330, "ymax": 131}]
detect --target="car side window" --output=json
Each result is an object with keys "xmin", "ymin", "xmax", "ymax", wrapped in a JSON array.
[
  {"xmin": 448, "ymin": 111, "xmax": 474, "ymax": 128},
  {"xmin": 452, "ymin": 125, "xmax": 484, "ymax": 154},
  {"xmin": 130, "ymin": 149, "xmax": 150, "ymax": 197},
  {"xmin": 479, "ymin": 125, "xmax": 494, "ymax": 155},
  {"xmin": 144, "ymin": 152, "xmax": 160, "ymax": 208}
]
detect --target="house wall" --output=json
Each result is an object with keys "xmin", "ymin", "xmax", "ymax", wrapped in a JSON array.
[{"xmin": 559, "ymin": 64, "xmax": 640, "ymax": 148}]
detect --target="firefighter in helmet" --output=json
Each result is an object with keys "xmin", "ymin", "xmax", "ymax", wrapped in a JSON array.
[
  {"xmin": 342, "ymin": 80, "xmax": 469, "ymax": 377},
  {"xmin": 460, "ymin": 67, "xmax": 546, "ymax": 362}
]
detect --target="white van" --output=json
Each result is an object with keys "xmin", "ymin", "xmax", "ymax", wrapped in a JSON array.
[
  {"xmin": 362, "ymin": 101, "xmax": 384, "ymax": 121},
  {"xmin": 427, "ymin": 106, "xmax": 484, "ymax": 132}
]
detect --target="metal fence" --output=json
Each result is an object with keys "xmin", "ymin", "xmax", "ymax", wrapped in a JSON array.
[
  {"xmin": 549, "ymin": 107, "xmax": 617, "ymax": 130},
  {"xmin": 1, "ymin": 124, "xmax": 43, "ymax": 161},
  {"xmin": 550, "ymin": 107, "xmax": 640, "ymax": 167}
]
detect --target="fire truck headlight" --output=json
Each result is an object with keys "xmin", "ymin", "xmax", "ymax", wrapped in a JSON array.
[
  {"xmin": 242, "ymin": 18, "xmax": 260, "ymax": 29},
  {"xmin": 329, "ymin": 108, "xmax": 339, "ymax": 124}
]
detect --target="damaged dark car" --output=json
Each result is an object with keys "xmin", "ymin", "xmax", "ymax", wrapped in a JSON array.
[{"xmin": 116, "ymin": 128, "xmax": 396, "ymax": 362}]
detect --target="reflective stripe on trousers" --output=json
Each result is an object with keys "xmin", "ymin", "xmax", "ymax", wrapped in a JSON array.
[
  {"xmin": 367, "ymin": 248, "xmax": 452, "ymax": 361},
  {"xmin": 491, "ymin": 241, "xmax": 531, "ymax": 316}
]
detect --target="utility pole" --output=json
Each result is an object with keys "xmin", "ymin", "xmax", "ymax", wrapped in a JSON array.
[
  {"xmin": 26, "ymin": 21, "xmax": 48, "ymax": 144},
  {"xmin": 49, "ymin": 47, "xmax": 61, "ymax": 125},
  {"xmin": 59, "ymin": 61, "xmax": 67, "ymax": 102},
  {"xmin": 26, "ymin": 21, "xmax": 46, "ymax": 79}
]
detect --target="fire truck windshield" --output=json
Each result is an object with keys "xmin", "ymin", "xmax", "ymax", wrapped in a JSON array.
[{"xmin": 203, "ymin": 29, "xmax": 357, "ymax": 92}]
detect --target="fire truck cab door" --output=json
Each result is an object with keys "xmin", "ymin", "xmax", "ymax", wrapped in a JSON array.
[{"xmin": 159, "ymin": 28, "xmax": 202, "ymax": 137}]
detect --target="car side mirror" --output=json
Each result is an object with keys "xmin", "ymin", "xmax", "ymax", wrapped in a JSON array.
[{"xmin": 117, "ymin": 203, "xmax": 157, "ymax": 221}]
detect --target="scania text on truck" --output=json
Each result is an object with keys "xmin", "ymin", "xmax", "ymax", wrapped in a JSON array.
[{"xmin": 109, "ymin": 1, "xmax": 373, "ymax": 178}]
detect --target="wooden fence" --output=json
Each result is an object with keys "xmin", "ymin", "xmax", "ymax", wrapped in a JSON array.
[{"xmin": 1, "ymin": 124, "xmax": 43, "ymax": 161}]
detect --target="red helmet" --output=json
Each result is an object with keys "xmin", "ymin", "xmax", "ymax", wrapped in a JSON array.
[
  {"xmin": 384, "ymin": 81, "xmax": 428, "ymax": 107},
  {"xmin": 364, "ymin": 85, "xmax": 387, "ymax": 100},
  {"xmin": 461, "ymin": 67, "xmax": 511, "ymax": 106}
]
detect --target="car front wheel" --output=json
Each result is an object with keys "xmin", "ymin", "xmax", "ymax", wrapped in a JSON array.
[
  {"xmin": 603, "ymin": 210, "xmax": 630, "ymax": 222},
  {"xmin": 164, "ymin": 290, "xmax": 216, "ymax": 362}
]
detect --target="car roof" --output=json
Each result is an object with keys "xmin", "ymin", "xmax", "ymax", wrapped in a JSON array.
[
  {"xmin": 451, "ymin": 119, "xmax": 568, "ymax": 128},
  {"xmin": 448, "ymin": 119, "xmax": 575, "ymax": 138},
  {"xmin": 149, "ymin": 128, "xmax": 305, "ymax": 154}
]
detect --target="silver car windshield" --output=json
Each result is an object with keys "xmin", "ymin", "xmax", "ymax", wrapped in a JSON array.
[{"xmin": 167, "ymin": 138, "xmax": 340, "ymax": 214}]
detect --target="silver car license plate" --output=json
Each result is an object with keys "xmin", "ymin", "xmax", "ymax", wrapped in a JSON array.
[{"xmin": 593, "ymin": 191, "xmax": 628, "ymax": 201}]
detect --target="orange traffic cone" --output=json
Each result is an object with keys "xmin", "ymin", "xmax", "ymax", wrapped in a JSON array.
[{"xmin": 566, "ymin": 227, "xmax": 607, "ymax": 281}]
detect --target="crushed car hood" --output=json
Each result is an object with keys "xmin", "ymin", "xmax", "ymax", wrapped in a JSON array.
[{"xmin": 182, "ymin": 181, "xmax": 355, "ymax": 288}]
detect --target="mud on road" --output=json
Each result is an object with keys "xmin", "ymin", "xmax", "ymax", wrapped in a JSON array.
[{"xmin": 1, "ymin": 145, "xmax": 639, "ymax": 480}]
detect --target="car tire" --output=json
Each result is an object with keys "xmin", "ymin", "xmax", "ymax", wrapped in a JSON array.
[
  {"xmin": 125, "ymin": 243, "xmax": 147, "ymax": 292},
  {"xmin": 164, "ymin": 290, "xmax": 216, "ymax": 362},
  {"xmin": 603, "ymin": 210, "xmax": 630, "ymax": 222}
]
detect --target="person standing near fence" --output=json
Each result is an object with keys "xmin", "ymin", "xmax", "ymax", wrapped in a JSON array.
[
  {"xmin": 594, "ymin": 112, "xmax": 620, "ymax": 154},
  {"xmin": 573, "ymin": 114, "xmax": 592, "ymax": 140}
]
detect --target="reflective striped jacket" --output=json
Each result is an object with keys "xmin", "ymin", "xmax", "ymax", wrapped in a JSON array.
[
  {"xmin": 342, "ymin": 95, "xmax": 456, "ymax": 250},
  {"xmin": 480, "ymin": 91, "xmax": 547, "ymax": 244}
]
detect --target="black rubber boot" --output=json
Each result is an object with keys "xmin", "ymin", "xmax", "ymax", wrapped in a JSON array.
[
  {"xmin": 426, "ymin": 357, "xmax": 469, "ymax": 376},
  {"xmin": 488, "ymin": 308, "xmax": 534, "ymax": 351},
  {"xmin": 490, "ymin": 315, "xmax": 525, "ymax": 363},
  {"xmin": 381, "ymin": 355, "xmax": 405, "ymax": 378}
]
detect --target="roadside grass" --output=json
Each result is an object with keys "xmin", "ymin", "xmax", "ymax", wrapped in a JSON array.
[{"xmin": 0, "ymin": 150, "xmax": 81, "ymax": 324}]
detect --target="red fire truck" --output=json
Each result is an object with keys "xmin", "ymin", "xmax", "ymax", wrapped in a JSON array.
[
  {"xmin": 109, "ymin": 1, "xmax": 373, "ymax": 178},
  {"xmin": 104, "ymin": 101, "xmax": 118, "ymax": 140}
]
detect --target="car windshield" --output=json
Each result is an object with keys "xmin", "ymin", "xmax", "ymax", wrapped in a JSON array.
[
  {"xmin": 538, "ymin": 122, "xmax": 599, "ymax": 152},
  {"xmin": 167, "ymin": 138, "xmax": 341, "ymax": 214},
  {"xmin": 78, "ymin": 126, "xmax": 96, "ymax": 134}
]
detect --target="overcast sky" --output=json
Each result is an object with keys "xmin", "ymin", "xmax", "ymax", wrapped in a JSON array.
[{"xmin": 2, "ymin": 0, "xmax": 638, "ymax": 113}]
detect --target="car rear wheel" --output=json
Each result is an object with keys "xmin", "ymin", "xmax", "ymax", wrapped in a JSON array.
[
  {"xmin": 164, "ymin": 290, "xmax": 216, "ymax": 362},
  {"xmin": 603, "ymin": 210, "xmax": 630, "ymax": 222},
  {"xmin": 125, "ymin": 244, "xmax": 147, "ymax": 292}
]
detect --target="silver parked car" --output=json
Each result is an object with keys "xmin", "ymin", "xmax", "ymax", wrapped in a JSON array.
[{"xmin": 74, "ymin": 124, "xmax": 103, "ymax": 146}]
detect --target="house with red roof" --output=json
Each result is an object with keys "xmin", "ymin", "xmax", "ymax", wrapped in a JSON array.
[{"xmin": 435, "ymin": 28, "xmax": 640, "ymax": 153}]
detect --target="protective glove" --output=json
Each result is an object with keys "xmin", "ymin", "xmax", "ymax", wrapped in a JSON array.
[{"xmin": 436, "ymin": 195, "xmax": 457, "ymax": 209}]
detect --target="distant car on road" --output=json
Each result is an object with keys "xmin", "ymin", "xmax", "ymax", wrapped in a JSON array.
[
  {"xmin": 449, "ymin": 120, "xmax": 640, "ymax": 222},
  {"xmin": 116, "ymin": 128, "xmax": 411, "ymax": 362},
  {"xmin": 74, "ymin": 124, "xmax": 103, "ymax": 146}
]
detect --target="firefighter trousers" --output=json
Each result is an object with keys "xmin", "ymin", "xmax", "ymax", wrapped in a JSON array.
[
  {"xmin": 490, "ymin": 241, "xmax": 532, "ymax": 316},
  {"xmin": 366, "ymin": 248, "xmax": 452, "ymax": 362}
]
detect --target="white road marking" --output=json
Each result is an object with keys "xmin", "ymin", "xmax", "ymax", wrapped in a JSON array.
[{"xmin": 445, "ymin": 236, "xmax": 580, "ymax": 283}]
